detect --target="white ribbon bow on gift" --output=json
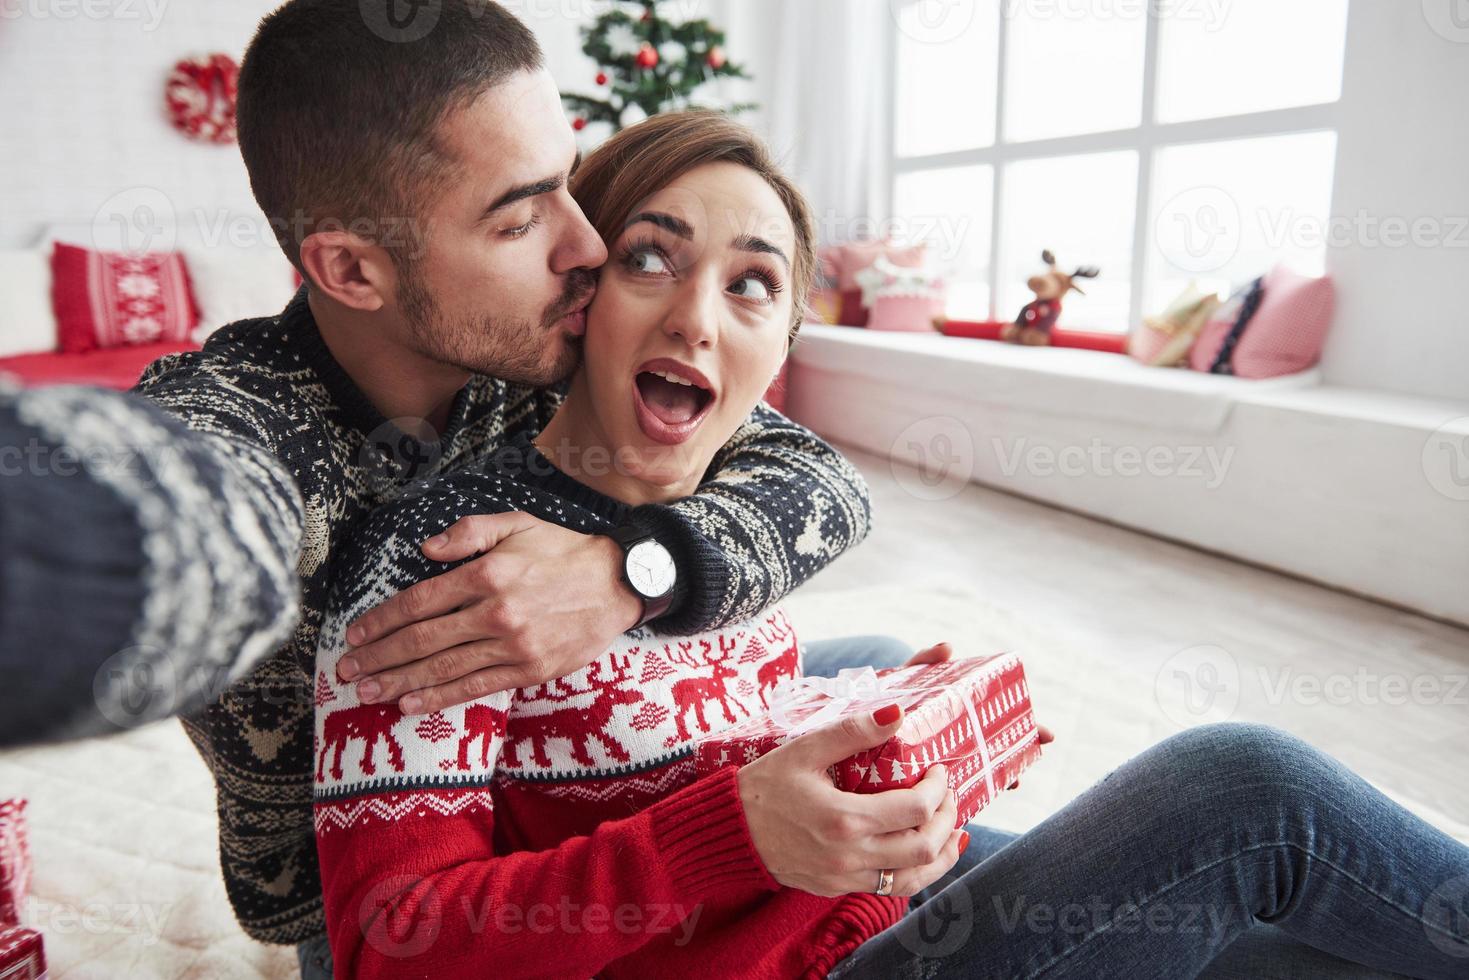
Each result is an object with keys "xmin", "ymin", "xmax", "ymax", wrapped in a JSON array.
[{"xmin": 766, "ymin": 665, "xmax": 997, "ymax": 802}]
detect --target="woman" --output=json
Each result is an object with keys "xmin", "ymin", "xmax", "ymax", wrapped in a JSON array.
[{"xmin": 311, "ymin": 112, "xmax": 1469, "ymax": 979}]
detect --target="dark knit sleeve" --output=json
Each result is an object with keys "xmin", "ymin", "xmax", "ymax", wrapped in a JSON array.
[
  {"xmin": 633, "ymin": 404, "xmax": 871, "ymax": 634},
  {"xmin": 0, "ymin": 380, "xmax": 303, "ymax": 745}
]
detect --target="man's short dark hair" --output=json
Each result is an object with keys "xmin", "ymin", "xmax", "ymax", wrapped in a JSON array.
[{"xmin": 237, "ymin": 0, "xmax": 544, "ymax": 272}]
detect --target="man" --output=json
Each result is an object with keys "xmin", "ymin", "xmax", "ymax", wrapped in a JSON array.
[{"xmin": 0, "ymin": 0, "xmax": 882, "ymax": 966}]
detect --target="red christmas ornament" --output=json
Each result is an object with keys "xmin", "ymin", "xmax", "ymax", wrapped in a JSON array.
[
  {"xmin": 635, "ymin": 43, "xmax": 659, "ymax": 69},
  {"xmin": 165, "ymin": 53, "xmax": 239, "ymax": 144},
  {"xmin": 595, "ymin": 71, "xmax": 608, "ymax": 85},
  {"xmin": 572, "ymin": 116, "xmax": 587, "ymax": 131},
  {"xmin": 707, "ymin": 46, "xmax": 726, "ymax": 70}
]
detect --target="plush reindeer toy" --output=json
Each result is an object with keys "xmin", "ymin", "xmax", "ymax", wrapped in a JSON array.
[{"xmin": 1002, "ymin": 250, "xmax": 1100, "ymax": 346}]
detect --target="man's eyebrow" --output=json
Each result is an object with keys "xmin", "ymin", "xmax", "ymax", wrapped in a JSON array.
[
  {"xmin": 627, "ymin": 210, "xmax": 694, "ymax": 239},
  {"xmin": 733, "ymin": 233, "xmax": 791, "ymax": 269},
  {"xmin": 485, "ymin": 151, "xmax": 581, "ymax": 217}
]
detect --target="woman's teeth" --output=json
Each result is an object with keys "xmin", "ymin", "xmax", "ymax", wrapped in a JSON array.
[{"xmin": 648, "ymin": 369, "xmax": 699, "ymax": 387}]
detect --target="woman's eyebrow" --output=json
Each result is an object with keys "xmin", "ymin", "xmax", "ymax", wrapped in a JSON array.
[
  {"xmin": 627, "ymin": 210, "xmax": 694, "ymax": 239},
  {"xmin": 627, "ymin": 212, "xmax": 791, "ymax": 268},
  {"xmin": 733, "ymin": 233, "xmax": 790, "ymax": 269}
]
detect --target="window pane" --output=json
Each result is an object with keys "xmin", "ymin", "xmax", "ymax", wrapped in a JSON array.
[
  {"xmin": 893, "ymin": 165, "xmax": 995, "ymax": 319},
  {"xmin": 1002, "ymin": 4, "xmax": 1146, "ymax": 142},
  {"xmin": 996, "ymin": 151, "xmax": 1138, "ymax": 332},
  {"xmin": 1155, "ymin": 0, "xmax": 1348, "ymax": 123},
  {"xmin": 894, "ymin": 0, "xmax": 1001, "ymax": 156},
  {"xmin": 1145, "ymin": 131, "xmax": 1337, "ymax": 315}
]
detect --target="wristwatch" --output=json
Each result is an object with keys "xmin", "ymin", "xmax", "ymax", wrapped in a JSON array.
[{"xmin": 606, "ymin": 523, "xmax": 679, "ymax": 628}]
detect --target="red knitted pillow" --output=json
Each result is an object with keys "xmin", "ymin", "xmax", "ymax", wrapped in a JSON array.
[
  {"xmin": 1231, "ymin": 265, "xmax": 1334, "ymax": 379},
  {"xmin": 51, "ymin": 242, "xmax": 200, "ymax": 353}
]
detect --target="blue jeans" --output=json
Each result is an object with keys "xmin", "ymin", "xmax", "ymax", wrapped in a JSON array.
[{"xmin": 828, "ymin": 722, "xmax": 1469, "ymax": 979}]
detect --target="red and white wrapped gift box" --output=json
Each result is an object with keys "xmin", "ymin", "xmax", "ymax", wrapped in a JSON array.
[
  {"xmin": 0, "ymin": 926, "xmax": 45, "ymax": 979},
  {"xmin": 0, "ymin": 801, "xmax": 29, "ymax": 927},
  {"xmin": 693, "ymin": 654, "xmax": 1043, "ymax": 826}
]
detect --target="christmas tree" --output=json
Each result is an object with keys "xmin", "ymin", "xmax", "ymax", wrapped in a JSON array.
[{"xmin": 562, "ymin": 0, "xmax": 755, "ymax": 134}]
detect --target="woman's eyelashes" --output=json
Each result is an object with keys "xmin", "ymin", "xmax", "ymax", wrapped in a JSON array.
[{"xmin": 618, "ymin": 238, "xmax": 783, "ymax": 305}]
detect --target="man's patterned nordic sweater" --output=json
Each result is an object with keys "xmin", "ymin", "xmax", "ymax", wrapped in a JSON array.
[{"xmin": 312, "ymin": 439, "xmax": 905, "ymax": 980}]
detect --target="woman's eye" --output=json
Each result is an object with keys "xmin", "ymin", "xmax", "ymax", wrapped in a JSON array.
[
  {"xmin": 730, "ymin": 276, "xmax": 772, "ymax": 302},
  {"xmin": 628, "ymin": 248, "xmax": 671, "ymax": 275}
]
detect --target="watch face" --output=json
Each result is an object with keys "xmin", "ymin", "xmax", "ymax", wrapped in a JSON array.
[{"xmin": 626, "ymin": 539, "xmax": 676, "ymax": 600}]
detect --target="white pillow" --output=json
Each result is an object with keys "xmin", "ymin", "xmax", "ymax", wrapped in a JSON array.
[
  {"xmin": 0, "ymin": 249, "xmax": 59, "ymax": 358},
  {"xmin": 184, "ymin": 247, "xmax": 299, "ymax": 343}
]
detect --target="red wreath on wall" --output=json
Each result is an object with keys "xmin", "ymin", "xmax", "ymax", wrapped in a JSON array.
[{"xmin": 165, "ymin": 54, "xmax": 239, "ymax": 144}]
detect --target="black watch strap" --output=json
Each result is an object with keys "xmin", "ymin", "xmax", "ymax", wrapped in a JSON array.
[{"xmin": 606, "ymin": 523, "xmax": 678, "ymax": 628}]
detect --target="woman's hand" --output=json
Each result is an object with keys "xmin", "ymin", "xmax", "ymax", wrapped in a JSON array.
[
  {"xmin": 737, "ymin": 704, "xmax": 968, "ymax": 899},
  {"xmin": 335, "ymin": 512, "xmax": 644, "ymax": 714}
]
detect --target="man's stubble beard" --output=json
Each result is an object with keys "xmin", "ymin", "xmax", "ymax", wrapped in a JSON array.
[{"xmin": 396, "ymin": 265, "xmax": 595, "ymax": 388}]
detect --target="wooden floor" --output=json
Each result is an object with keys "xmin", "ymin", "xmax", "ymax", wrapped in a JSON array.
[{"xmin": 788, "ymin": 445, "xmax": 1469, "ymax": 840}]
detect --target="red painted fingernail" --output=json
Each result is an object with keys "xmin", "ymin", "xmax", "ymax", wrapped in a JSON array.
[
  {"xmin": 872, "ymin": 703, "xmax": 901, "ymax": 726},
  {"xmin": 958, "ymin": 831, "xmax": 970, "ymax": 854}
]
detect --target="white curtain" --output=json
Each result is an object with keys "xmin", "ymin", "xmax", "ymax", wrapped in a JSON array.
[{"xmin": 712, "ymin": 0, "xmax": 895, "ymax": 244}]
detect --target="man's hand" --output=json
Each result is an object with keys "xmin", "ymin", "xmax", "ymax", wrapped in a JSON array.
[
  {"xmin": 336, "ymin": 512, "xmax": 643, "ymax": 714},
  {"xmin": 738, "ymin": 704, "xmax": 968, "ymax": 899}
]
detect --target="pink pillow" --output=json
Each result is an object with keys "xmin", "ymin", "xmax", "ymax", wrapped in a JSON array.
[
  {"xmin": 1189, "ymin": 290, "xmax": 1249, "ymax": 372},
  {"xmin": 823, "ymin": 241, "xmax": 927, "ymax": 326},
  {"xmin": 52, "ymin": 242, "xmax": 199, "ymax": 353},
  {"xmin": 867, "ymin": 293, "xmax": 943, "ymax": 332},
  {"xmin": 1230, "ymin": 266, "xmax": 1334, "ymax": 379},
  {"xmin": 835, "ymin": 241, "xmax": 925, "ymax": 291}
]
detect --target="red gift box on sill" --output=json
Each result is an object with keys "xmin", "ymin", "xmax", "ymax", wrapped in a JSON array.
[
  {"xmin": 0, "ymin": 801, "xmax": 29, "ymax": 928},
  {"xmin": 0, "ymin": 927, "xmax": 44, "ymax": 979},
  {"xmin": 693, "ymin": 655, "xmax": 1043, "ymax": 826}
]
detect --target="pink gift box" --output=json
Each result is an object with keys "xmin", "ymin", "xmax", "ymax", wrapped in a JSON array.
[
  {"xmin": 694, "ymin": 655, "xmax": 1043, "ymax": 826},
  {"xmin": 0, "ymin": 926, "xmax": 44, "ymax": 979},
  {"xmin": 0, "ymin": 802, "xmax": 29, "ymax": 928}
]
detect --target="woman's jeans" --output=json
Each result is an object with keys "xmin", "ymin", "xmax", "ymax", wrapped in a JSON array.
[{"xmin": 828, "ymin": 721, "xmax": 1469, "ymax": 980}]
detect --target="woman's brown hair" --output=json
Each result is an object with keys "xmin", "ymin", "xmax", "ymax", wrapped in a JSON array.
[{"xmin": 570, "ymin": 110, "xmax": 817, "ymax": 340}]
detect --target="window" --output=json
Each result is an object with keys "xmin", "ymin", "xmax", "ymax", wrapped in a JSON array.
[{"xmin": 889, "ymin": 0, "xmax": 1349, "ymax": 333}]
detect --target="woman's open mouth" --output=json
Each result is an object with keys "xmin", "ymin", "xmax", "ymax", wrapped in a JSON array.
[{"xmin": 632, "ymin": 358, "xmax": 716, "ymax": 445}]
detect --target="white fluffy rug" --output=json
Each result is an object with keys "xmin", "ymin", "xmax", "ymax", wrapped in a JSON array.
[{"xmin": 0, "ymin": 583, "xmax": 1461, "ymax": 978}]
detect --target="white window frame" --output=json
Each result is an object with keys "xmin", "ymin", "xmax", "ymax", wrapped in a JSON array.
[{"xmin": 887, "ymin": 0, "xmax": 1342, "ymax": 330}]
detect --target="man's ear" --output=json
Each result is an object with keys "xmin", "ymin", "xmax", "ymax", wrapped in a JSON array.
[{"xmin": 298, "ymin": 230, "xmax": 394, "ymax": 312}]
